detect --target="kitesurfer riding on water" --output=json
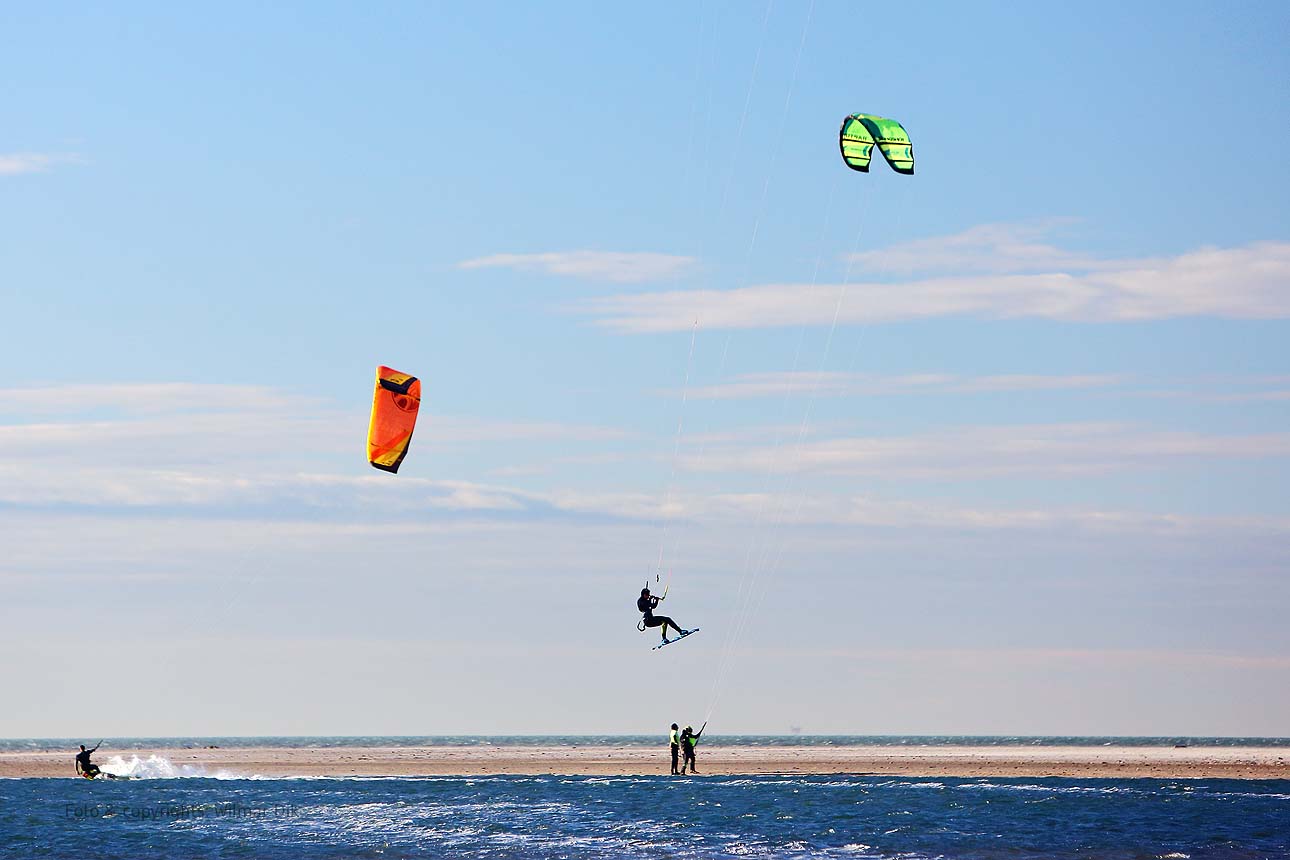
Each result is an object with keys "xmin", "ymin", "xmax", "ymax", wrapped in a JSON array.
[
  {"xmin": 75, "ymin": 742, "xmax": 108, "ymax": 779},
  {"xmin": 638, "ymin": 587, "xmax": 689, "ymax": 644}
]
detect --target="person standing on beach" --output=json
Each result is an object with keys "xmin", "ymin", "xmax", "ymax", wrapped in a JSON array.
[
  {"xmin": 669, "ymin": 723, "xmax": 681, "ymax": 775},
  {"xmin": 680, "ymin": 723, "xmax": 705, "ymax": 774}
]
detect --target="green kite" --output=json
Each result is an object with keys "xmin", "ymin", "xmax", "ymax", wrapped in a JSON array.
[{"xmin": 839, "ymin": 114, "xmax": 914, "ymax": 175}]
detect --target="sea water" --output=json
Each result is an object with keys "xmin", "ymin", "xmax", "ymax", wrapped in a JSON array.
[{"xmin": 3, "ymin": 772, "xmax": 1288, "ymax": 859}]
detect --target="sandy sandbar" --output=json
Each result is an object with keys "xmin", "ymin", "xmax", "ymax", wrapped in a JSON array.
[{"xmin": 3, "ymin": 744, "xmax": 1287, "ymax": 780}]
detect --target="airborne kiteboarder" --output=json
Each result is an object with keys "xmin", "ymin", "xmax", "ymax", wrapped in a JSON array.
[{"xmin": 637, "ymin": 586, "xmax": 691, "ymax": 646}]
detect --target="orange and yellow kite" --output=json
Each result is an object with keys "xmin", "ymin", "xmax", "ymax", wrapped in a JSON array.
[{"xmin": 367, "ymin": 365, "xmax": 421, "ymax": 474}]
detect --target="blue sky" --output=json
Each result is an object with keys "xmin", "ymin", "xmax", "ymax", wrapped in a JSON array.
[{"xmin": 1, "ymin": 1, "xmax": 1288, "ymax": 737}]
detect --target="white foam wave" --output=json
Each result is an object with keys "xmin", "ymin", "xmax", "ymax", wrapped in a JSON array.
[{"xmin": 102, "ymin": 754, "xmax": 255, "ymax": 780}]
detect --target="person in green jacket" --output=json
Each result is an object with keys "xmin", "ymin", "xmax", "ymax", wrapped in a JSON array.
[{"xmin": 679, "ymin": 723, "xmax": 705, "ymax": 774}]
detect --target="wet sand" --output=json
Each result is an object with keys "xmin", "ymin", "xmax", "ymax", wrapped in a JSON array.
[{"xmin": 3, "ymin": 744, "xmax": 1287, "ymax": 779}]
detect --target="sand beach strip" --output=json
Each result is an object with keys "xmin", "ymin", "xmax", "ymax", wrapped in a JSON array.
[{"xmin": 3, "ymin": 744, "xmax": 1287, "ymax": 780}]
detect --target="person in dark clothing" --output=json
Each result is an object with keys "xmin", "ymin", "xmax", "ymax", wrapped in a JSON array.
[
  {"xmin": 637, "ymin": 587, "xmax": 687, "ymax": 643},
  {"xmin": 680, "ymin": 723, "xmax": 705, "ymax": 774},
  {"xmin": 75, "ymin": 743, "xmax": 105, "ymax": 779},
  {"xmin": 669, "ymin": 723, "xmax": 681, "ymax": 775}
]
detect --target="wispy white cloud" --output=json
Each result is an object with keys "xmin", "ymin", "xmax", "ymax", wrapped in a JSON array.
[
  {"xmin": 3, "ymin": 383, "xmax": 1287, "ymax": 551},
  {"xmin": 7, "ymin": 456, "xmax": 1286, "ymax": 547},
  {"xmin": 0, "ymin": 383, "xmax": 633, "ymax": 507},
  {"xmin": 431, "ymin": 416, "xmax": 629, "ymax": 444},
  {"xmin": 584, "ymin": 239, "xmax": 1290, "ymax": 332},
  {"xmin": 488, "ymin": 452, "xmax": 627, "ymax": 477},
  {"xmin": 681, "ymin": 422, "xmax": 1290, "ymax": 479},
  {"xmin": 673, "ymin": 372, "xmax": 1281, "ymax": 406},
  {"xmin": 683, "ymin": 371, "xmax": 1124, "ymax": 400},
  {"xmin": 1144, "ymin": 388, "xmax": 1290, "ymax": 404},
  {"xmin": 1136, "ymin": 374, "xmax": 1290, "ymax": 404},
  {"xmin": 739, "ymin": 646, "xmax": 1290, "ymax": 671},
  {"xmin": 7, "ymin": 389, "xmax": 1289, "ymax": 542},
  {"xmin": 457, "ymin": 250, "xmax": 696, "ymax": 283},
  {"xmin": 536, "ymin": 488, "xmax": 1290, "ymax": 537},
  {"xmin": 0, "ymin": 460, "xmax": 542, "ymax": 513},
  {"xmin": 0, "ymin": 414, "xmax": 350, "ymax": 466},
  {"xmin": 845, "ymin": 220, "xmax": 1099, "ymax": 275},
  {"xmin": 0, "ymin": 383, "xmax": 318, "ymax": 417},
  {"xmin": 1206, "ymin": 390, "xmax": 1290, "ymax": 403},
  {"xmin": 0, "ymin": 384, "xmax": 628, "ymax": 460},
  {"xmin": 0, "ymin": 152, "xmax": 83, "ymax": 176}
]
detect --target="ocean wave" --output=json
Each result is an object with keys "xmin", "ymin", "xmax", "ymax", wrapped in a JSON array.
[{"xmin": 97, "ymin": 754, "xmax": 250, "ymax": 780}]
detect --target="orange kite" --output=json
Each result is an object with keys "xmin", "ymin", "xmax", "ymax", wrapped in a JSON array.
[{"xmin": 367, "ymin": 365, "xmax": 421, "ymax": 473}]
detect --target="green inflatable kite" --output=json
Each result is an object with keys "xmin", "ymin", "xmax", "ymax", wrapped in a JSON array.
[{"xmin": 839, "ymin": 114, "xmax": 914, "ymax": 175}]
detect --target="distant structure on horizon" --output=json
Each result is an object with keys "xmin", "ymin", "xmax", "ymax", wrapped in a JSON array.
[{"xmin": 790, "ymin": 726, "xmax": 803, "ymax": 735}]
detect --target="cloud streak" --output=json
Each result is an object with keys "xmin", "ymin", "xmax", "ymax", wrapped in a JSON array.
[
  {"xmin": 0, "ymin": 383, "xmax": 628, "ymax": 459},
  {"xmin": 3, "ymin": 384, "xmax": 1287, "ymax": 547},
  {"xmin": 584, "ymin": 238, "xmax": 1290, "ymax": 332},
  {"xmin": 683, "ymin": 372, "xmax": 1125, "ymax": 400},
  {"xmin": 458, "ymin": 250, "xmax": 697, "ymax": 284},
  {"xmin": 740, "ymin": 645, "xmax": 1290, "ymax": 671},
  {"xmin": 4, "ymin": 447, "xmax": 1288, "ymax": 544},
  {"xmin": 846, "ymin": 220, "xmax": 1102, "ymax": 275},
  {"xmin": 0, "ymin": 383, "xmax": 318, "ymax": 417},
  {"xmin": 0, "ymin": 152, "xmax": 82, "ymax": 176},
  {"xmin": 0, "ymin": 383, "xmax": 634, "ymax": 511},
  {"xmin": 681, "ymin": 422, "xmax": 1290, "ymax": 479}
]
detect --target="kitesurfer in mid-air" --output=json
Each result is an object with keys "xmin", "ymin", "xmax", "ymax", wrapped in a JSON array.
[
  {"xmin": 75, "ymin": 742, "xmax": 110, "ymax": 779},
  {"xmin": 638, "ymin": 587, "xmax": 688, "ymax": 644}
]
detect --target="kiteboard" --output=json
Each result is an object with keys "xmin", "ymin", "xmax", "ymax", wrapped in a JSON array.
[{"xmin": 653, "ymin": 628, "xmax": 699, "ymax": 650}]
